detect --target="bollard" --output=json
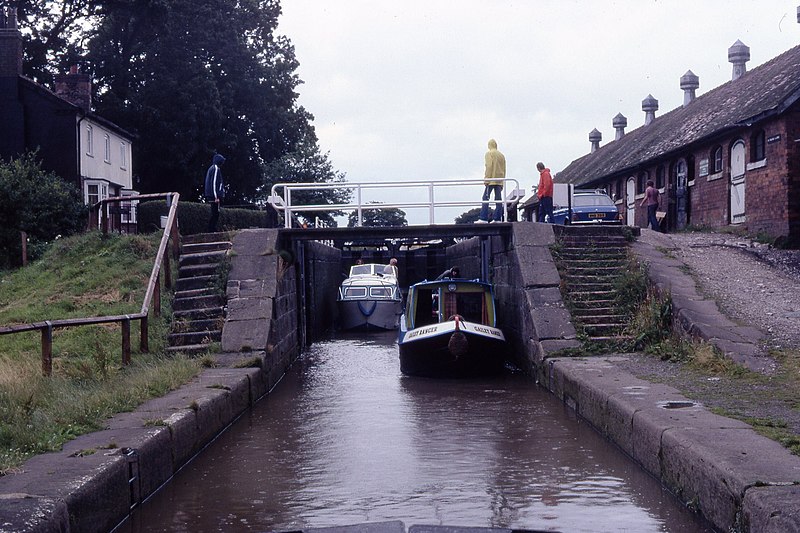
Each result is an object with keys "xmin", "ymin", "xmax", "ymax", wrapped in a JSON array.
[
  {"xmin": 140, "ymin": 315, "xmax": 149, "ymax": 353},
  {"xmin": 41, "ymin": 321, "xmax": 53, "ymax": 376},
  {"xmin": 20, "ymin": 231, "xmax": 27, "ymax": 267},
  {"xmin": 122, "ymin": 317, "xmax": 131, "ymax": 365}
]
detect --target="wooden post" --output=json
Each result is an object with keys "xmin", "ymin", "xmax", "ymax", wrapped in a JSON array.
[
  {"xmin": 41, "ymin": 322, "xmax": 53, "ymax": 376},
  {"xmin": 101, "ymin": 202, "xmax": 109, "ymax": 234},
  {"xmin": 140, "ymin": 316, "xmax": 149, "ymax": 353},
  {"xmin": 122, "ymin": 318, "xmax": 131, "ymax": 365},
  {"xmin": 20, "ymin": 231, "xmax": 27, "ymax": 267},
  {"xmin": 171, "ymin": 214, "xmax": 180, "ymax": 260},
  {"xmin": 163, "ymin": 250, "xmax": 172, "ymax": 290},
  {"xmin": 154, "ymin": 273, "xmax": 161, "ymax": 317}
]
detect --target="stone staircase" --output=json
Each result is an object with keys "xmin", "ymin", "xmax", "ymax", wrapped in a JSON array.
[
  {"xmin": 166, "ymin": 232, "xmax": 232, "ymax": 356},
  {"xmin": 553, "ymin": 226, "xmax": 634, "ymax": 348}
]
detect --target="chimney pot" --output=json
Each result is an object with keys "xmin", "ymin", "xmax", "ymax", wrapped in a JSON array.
[
  {"xmin": 54, "ymin": 65, "xmax": 92, "ymax": 111},
  {"xmin": 0, "ymin": 7, "xmax": 22, "ymax": 78},
  {"xmin": 642, "ymin": 94, "xmax": 659, "ymax": 125},
  {"xmin": 612, "ymin": 113, "xmax": 627, "ymax": 140},
  {"xmin": 728, "ymin": 40, "xmax": 750, "ymax": 81},
  {"xmin": 589, "ymin": 128, "xmax": 602, "ymax": 153},
  {"xmin": 680, "ymin": 70, "xmax": 699, "ymax": 106}
]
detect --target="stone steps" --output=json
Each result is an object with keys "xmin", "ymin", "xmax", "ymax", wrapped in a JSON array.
[
  {"xmin": 167, "ymin": 234, "xmax": 232, "ymax": 355},
  {"xmin": 554, "ymin": 226, "xmax": 634, "ymax": 348}
]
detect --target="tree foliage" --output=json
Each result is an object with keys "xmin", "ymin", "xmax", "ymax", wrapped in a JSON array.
[
  {"xmin": 260, "ymin": 126, "xmax": 351, "ymax": 227},
  {"xmin": 454, "ymin": 207, "xmax": 482, "ymax": 224},
  {"xmin": 84, "ymin": 0, "xmax": 310, "ymax": 203},
  {"xmin": 15, "ymin": 0, "xmax": 101, "ymax": 85},
  {"xmin": 14, "ymin": 0, "xmax": 344, "ymax": 206},
  {"xmin": 347, "ymin": 203, "xmax": 408, "ymax": 228},
  {"xmin": 0, "ymin": 153, "xmax": 87, "ymax": 268}
]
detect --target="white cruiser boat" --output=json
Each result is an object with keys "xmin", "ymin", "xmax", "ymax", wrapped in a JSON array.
[{"xmin": 337, "ymin": 263, "xmax": 403, "ymax": 331}]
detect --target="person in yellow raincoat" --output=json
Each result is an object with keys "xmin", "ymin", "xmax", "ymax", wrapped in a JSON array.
[{"xmin": 477, "ymin": 139, "xmax": 506, "ymax": 223}]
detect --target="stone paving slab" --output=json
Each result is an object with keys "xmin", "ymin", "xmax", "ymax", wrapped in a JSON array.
[
  {"xmin": 540, "ymin": 354, "xmax": 800, "ymax": 531},
  {"xmin": 0, "ymin": 450, "xmax": 129, "ymax": 533},
  {"xmin": 661, "ymin": 426, "xmax": 800, "ymax": 529},
  {"xmin": 742, "ymin": 485, "xmax": 800, "ymax": 532}
]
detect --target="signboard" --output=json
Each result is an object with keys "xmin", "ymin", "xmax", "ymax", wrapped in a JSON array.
[{"xmin": 699, "ymin": 159, "xmax": 709, "ymax": 177}]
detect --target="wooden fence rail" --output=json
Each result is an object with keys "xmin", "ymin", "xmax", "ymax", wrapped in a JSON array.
[{"xmin": 0, "ymin": 192, "xmax": 181, "ymax": 376}]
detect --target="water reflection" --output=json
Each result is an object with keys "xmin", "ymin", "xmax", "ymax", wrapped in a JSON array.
[{"xmin": 118, "ymin": 332, "xmax": 711, "ymax": 533}]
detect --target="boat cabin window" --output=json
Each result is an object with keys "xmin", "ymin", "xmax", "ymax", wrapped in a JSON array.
[
  {"xmin": 350, "ymin": 265, "xmax": 373, "ymax": 276},
  {"xmin": 444, "ymin": 292, "xmax": 485, "ymax": 323},
  {"xmin": 370, "ymin": 287, "xmax": 393, "ymax": 298},
  {"xmin": 413, "ymin": 286, "xmax": 488, "ymax": 326},
  {"xmin": 342, "ymin": 287, "xmax": 368, "ymax": 298}
]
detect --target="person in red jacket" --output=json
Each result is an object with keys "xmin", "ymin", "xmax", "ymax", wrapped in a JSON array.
[{"xmin": 536, "ymin": 162, "xmax": 554, "ymax": 223}]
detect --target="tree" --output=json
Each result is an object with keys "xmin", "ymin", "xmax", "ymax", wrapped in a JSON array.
[
  {"xmin": 454, "ymin": 207, "xmax": 483, "ymax": 224},
  {"xmin": 261, "ymin": 126, "xmax": 351, "ymax": 227},
  {"xmin": 0, "ymin": 153, "xmax": 87, "ymax": 268},
  {"xmin": 347, "ymin": 203, "xmax": 408, "ymax": 228},
  {"xmin": 15, "ymin": 0, "xmax": 101, "ymax": 85},
  {"xmin": 83, "ymin": 0, "xmax": 314, "ymax": 203}
]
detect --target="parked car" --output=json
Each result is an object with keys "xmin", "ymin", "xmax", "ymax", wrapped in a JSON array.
[{"xmin": 549, "ymin": 190, "xmax": 621, "ymax": 225}]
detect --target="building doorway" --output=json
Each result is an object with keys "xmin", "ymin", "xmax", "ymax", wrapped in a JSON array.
[
  {"xmin": 626, "ymin": 177, "xmax": 636, "ymax": 226},
  {"xmin": 730, "ymin": 140, "xmax": 746, "ymax": 224}
]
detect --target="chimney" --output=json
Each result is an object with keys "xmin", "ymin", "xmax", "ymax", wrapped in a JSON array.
[
  {"xmin": 728, "ymin": 40, "xmax": 750, "ymax": 81},
  {"xmin": 680, "ymin": 70, "xmax": 699, "ymax": 106},
  {"xmin": 642, "ymin": 94, "xmax": 658, "ymax": 125},
  {"xmin": 54, "ymin": 65, "xmax": 92, "ymax": 111},
  {"xmin": 0, "ymin": 6, "xmax": 22, "ymax": 79},
  {"xmin": 589, "ymin": 128, "xmax": 602, "ymax": 153},
  {"xmin": 612, "ymin": 113, "xmax": 627, "ymax": 140}
]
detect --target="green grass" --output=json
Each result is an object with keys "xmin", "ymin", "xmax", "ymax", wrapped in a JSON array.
[{"xmin": 0, "ymin": 231, "xmax": 201, "ymax": 474}]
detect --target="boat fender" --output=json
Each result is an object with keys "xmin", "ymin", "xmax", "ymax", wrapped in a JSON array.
[{"xmin": 448, "ymin": 331, "xmax": 468, "ymax": 359}]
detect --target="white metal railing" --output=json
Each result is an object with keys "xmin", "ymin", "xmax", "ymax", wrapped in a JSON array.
[{"xmin": 268, "ymin": 179, "xmax": 525, "ymax": 228}]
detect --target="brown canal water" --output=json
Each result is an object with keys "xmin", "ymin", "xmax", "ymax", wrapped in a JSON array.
[{"xmin": 117, "ymin": 332, "xmax": 713, "ymax": 533}]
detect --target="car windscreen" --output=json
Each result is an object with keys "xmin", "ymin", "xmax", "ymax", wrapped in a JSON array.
[{"xmin": 574, "ymin": 194, "xmax": 615, "ymax": 207}]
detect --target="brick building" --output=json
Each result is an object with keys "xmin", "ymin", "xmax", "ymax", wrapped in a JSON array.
[
  {"xmin": 555, "ymin": 40, "xmax": 800, "ymax": 245},
  {"xmin": 0, "ymin": 7, "xmax": 137, "ymax": 221}
]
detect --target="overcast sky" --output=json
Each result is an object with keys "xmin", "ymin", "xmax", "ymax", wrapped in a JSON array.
[{"xmin": 277, "ymin": 1, "xmax": 800, "ymax": 224}]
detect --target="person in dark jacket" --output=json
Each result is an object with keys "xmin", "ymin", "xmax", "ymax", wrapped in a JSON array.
[{"xmin": 204, "ymin": 154, "xmax": 225, "ymax": 232}]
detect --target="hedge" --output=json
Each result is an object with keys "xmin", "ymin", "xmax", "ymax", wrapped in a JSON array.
[{"xmin": 137, "ymin": 200, "xmax": 277, "ymax": 235}]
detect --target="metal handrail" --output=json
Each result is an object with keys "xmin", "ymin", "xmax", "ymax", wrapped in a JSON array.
[
  {"xmin": 268, "ymin": 178, "xmax": 525, "ymax": 228},
  {"xmin": 0, "ymin": 192, "xmax": 181, "ymax": 376}
]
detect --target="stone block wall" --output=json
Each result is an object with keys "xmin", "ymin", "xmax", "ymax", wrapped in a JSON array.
[
  {"xmin": 304, "ymin": 241, "xmax": 342, "ymax": 341},
  {"xmin": 446, "ymin": 222, "xmax": 579, "ymax": 374},
  {"xmin": 222, "ymin": 229, "xmax": 300, "ymax": 396}
]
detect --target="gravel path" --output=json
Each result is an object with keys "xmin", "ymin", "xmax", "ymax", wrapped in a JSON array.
[
  {"xmin": 612, "ymin": 230, "xmax": 800, "ymax": 437},
  {"xmin": 667, "ymin": 231, "xmax": 800, "ymax": 351}
]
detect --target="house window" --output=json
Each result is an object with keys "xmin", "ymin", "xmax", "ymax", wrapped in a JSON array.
[
  {"xmin": 751, "ymin": 130, "xmax": 766, "ymax": 162},
  {"xmin": 637, "ymin": 171, "xmax": 648, "ymax": 194},
  {"xmin": 120, "ymin": 142, "xmax": 127, "ymax": 170},
  {"xmin": 712, "ymin": 146, "xmax": 723, "ymax": 173},
  {"xmin": 615, "ymin": 179, "xmax": 622, "ymax": 200},
  {"xmin": 104, "ymin": 134, "xmax": 111, "ymax": 163},
  {"xmin": 86, "ymin": 125, "xmax": 94, "ymax": 156},
  {"xmin": 656, "ymin": 165, "xmax": 665, "ymax": 188},
  {"xmin": 85, "ymin": 180, "xmax": 109, "ymax": 206}
]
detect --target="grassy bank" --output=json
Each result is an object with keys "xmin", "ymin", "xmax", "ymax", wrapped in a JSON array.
[{"xmin": 0, "ymin": 232, "xmax": 201, "ymax": 473}]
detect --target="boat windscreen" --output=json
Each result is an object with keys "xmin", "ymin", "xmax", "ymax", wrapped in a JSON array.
[{"xmin": 412, "ymin": 287, "xmax": 489, "ymax": 326}]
